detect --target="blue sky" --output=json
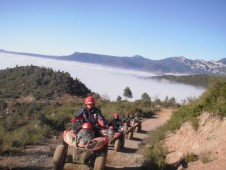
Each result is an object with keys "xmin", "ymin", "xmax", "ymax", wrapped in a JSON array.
[{"xmin": 0, "ymin": 0, "xmax": 225, "ymax": 61}]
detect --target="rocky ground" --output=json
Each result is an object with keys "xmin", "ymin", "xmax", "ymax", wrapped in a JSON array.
[{"xmin": 0, "ymin": 109, "xmax": 172, "ymax": 170}]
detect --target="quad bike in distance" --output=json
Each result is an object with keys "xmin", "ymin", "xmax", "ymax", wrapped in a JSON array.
[
  {"xmin": 120, "ymin": 122, "xmax": 133, "ymax": 140},
  {"xmin": 101, "ymin": 126, "xmax": 125, "ymax": 152},
  {"xmin": 130, "ymin": 119, "xmax": 142, "ymax": 133},
  {"xmin": 52, "ymin": 122, "xmax": 109, "ymax": 170}
]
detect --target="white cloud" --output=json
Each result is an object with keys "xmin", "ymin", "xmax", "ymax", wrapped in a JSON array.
[{"xmin": 0, "ymin": 52, "xmax": 206, "ymax": 102}]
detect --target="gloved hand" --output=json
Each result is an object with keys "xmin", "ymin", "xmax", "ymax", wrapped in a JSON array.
[
  {"xmin": 71, "ymin": 117, "xmax": 77, "ymax": 123},
  {"xmin": 71, "ymin": 117, "xmax": 82, "ymax": 123},
  {"xmin": 97, "ymin": 119, "xmax": 106, "ymax": 128}
]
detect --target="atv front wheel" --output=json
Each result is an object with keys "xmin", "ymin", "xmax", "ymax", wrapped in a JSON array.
[
  {"xmin": 52, "ymin": 144, "xmax": 67, "ymax": 170},
  {"xmin": 94, "ymin": 156, "xmax": 106, "ymax": 170}
]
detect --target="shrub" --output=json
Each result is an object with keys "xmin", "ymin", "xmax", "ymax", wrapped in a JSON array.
[
  {"xmin": 200, "ymin": 151, "xmax": 211, "ymax": 163},
  {"xmin": 183, "ymin": 152, "xmax": 198, "ymax": 163},
  {"xmin": 143, "ymin": 142, "xmax": 167, "ymax": 170}
]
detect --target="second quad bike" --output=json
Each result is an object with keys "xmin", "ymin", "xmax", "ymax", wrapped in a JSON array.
[
  {"xmin": 101, "ymin": 126, "xmax": 125, "ymax": 152},
  {"xmin": 52, "ymin": 123, "xmax": 109, "ymax": 170},
  {"xmin": 130, "ymin": 119, "xmax": 142, "ymax": 133}
]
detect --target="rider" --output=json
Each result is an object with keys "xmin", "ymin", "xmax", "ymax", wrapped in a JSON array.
[
  {"xmin": 122, "ymin": 112, "xmax": 132, "ymax": 125},
  {"xmin": 108, "ymin": 113, "xmax": 123, "ymax": 132},
  {"xmin": 132, "ymin": 112, "xmax": 140, "ymax": 121},
  {"xmin": 71, "ymin": 96, "xmax": 107, "ymax": 137}
]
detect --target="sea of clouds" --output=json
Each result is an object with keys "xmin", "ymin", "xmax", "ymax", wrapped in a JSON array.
[{"xmin": 0, "ymin": 52, "xmax": 206, "ymax": 103}]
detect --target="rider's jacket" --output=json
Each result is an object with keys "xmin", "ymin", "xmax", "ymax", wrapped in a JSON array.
[
  {"xmin": 132, "ymin": 115, "xmax": 140, "ymax": 121},
  {"xmin": 74, "ymin": 107, "xmax": 107, "ymax": 128},
  {"xmin": 108, "ymin": 118, "xmax": 123, "ymax": 131},
  {"xmin": 122, "ymin": 116, "xmax": 131, "ymax": 124}
]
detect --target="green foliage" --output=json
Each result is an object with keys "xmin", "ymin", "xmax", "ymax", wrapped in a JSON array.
[
  {"xmin": 150, "ymin": 74, "xmax": 212, "ymax": 88},
  {"xmin": 0, "ymin": 97, "xmax": 160, "ymax": 154},
  {"xmin": 139, "ymin": 124, "xmax": 168, "ymax": 170},
  {"xmin": 0, "ymin": 65, "xmax": 91, "ymax": 99},
  {"xmin": 161, "ymin": 96, "xmax": 178, "ymax": 108},
  {"xmin": 183, "ymin": 152, "xmax": 198, "ymax": 163},
  {"xmin": 0, "ymin": 121, "xmax": 51, "ymax": 153},
  {"xmin": 198, "ymin": 77, "xmax": 226, "ymax": 116},
  {"xmin": 98, "ymin": 99, "xmax": 154, "ymax": 120},
  {"xmin": 148, "ymin": 125, "xmax": 168, "ymax": 144},
  {"xmin": 143, "ymin": 142, "xmax": 167, "ymax": 170},
  {"xmin": 123, "ymin": 86, "xmax": 133, "ymax": 99},
  {"xmin": 166, "ymin": 76, "xmax": 226, "ymax": 131},
  {"xmin": 200, "ymin": 151, "xmax": 211, "ymax": 163},
  {"xmin": 141, "ymin": 92, "xmax": 151, "ymax": 100},
  {"xmin": 116, "ymin": 95, "xmax": 122, "ymax": 101}
]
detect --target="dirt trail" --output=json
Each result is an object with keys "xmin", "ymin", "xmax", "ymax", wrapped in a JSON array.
[
  {"xmin": 106, "ymin": 108, "xmax": 173, "ymax": 169},
  {"xmin": 0, "ymin": 109, "xmax": 172, "ymax": 170}
]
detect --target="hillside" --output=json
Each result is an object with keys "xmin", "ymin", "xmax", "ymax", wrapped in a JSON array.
[
  {"xmin": 142, "ymin": 76, "xmax": 226, "ymax": 169},
  {"xmin": 165, "ymin": 112, "xmax": 226, "ymax": 170},
  {"xmin": 149, "ymin": 74, "xmax": 212, "ymax": 88},
  {"xmin": 0, "ymin": 65, "xmax": 92, "ymax": 99},
  {"xmin": 0, "ymin": 65, "xmax": 94, "ymax": 155}
]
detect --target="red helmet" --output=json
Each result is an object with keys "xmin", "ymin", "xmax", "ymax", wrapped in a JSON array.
[
  {"xmin": 114, "ymin": 113, "xmax": 119, "ymax": 118},
  {"xmin": 82, "ymin": 122, "xmax": 92, "ymax": 129},
  {"xmin": 85, "ymin": 96, "xmax": 95, "ymax": 105},
  {"xmin": 109, "ymin": 126, "xmax": 114, "ymax": 130}
]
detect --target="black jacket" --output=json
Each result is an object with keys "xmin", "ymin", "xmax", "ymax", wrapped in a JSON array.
[
  {"xmin": 74, "ymin": 107, "xmax": 107, "ymax": 128},
  {"xmin": 108, "ymin": 118, "xmax": 123, "ymax": 131}
]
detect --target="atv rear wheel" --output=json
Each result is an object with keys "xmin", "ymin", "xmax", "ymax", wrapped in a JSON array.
[
  {"xmin": 120, "ymin": 138, "xmax": 125, "ymax": 150},
  {"xmin": 94, "ymin": 156, "xmax": 106, "ymax": 170},
  {"xmin": 52, "ymin": 144, "xmax": 67, "ymax": 170},
  {"xmin": 135, "ymin": 125, "xmax": 141, "ymax": 133},
  {"xmin": 114, "ymin": 139, "xmax": 121, "ymax": 152}
]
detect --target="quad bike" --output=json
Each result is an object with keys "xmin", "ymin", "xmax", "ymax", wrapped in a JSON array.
[
  {"xmin": 130, "ymin": 119, "xmax": 142, "ymax": 133},
  {"xmin": 120, "ymin": 122, "xmax": 133, "ymax": 140},
  {"xmin": 101, "ymin": 126, "xmax": 125, "ymax": 152},
  {"xmin": 52, "ymin": 123, "xmax": 109, "ymax": 170}
]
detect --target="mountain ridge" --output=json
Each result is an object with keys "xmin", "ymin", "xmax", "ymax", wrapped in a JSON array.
[{"xmin": 1, "ymin": 49, "xmax": 226, "ymax": 75}]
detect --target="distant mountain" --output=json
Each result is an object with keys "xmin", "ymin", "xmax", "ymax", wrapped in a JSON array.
[
  {"xmin": 156, "ymin": 57, "xmax": 226, "ymax": 75},
  {"xmin": 1, "ymin": 49, "xmax": 226, "ymax": 75},
  {"xmin": 218, "ymin": 58, "xmax": 226, "ymax": 64}
]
